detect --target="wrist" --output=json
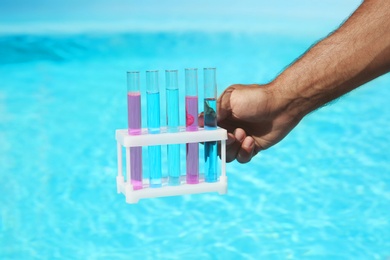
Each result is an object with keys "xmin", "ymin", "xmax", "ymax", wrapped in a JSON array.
[{"xmin": 267, "ymin": 79, "xmax": 309, "ymax": 122}]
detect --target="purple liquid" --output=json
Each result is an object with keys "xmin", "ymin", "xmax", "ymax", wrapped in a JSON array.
[
  {"xmin": 186, "ymin": 143, "xmax": 199, "ymax": 184},
  {"xmin": 185, "ymin": 96, "xmax": 199, "ymax": 184},
  {"xmin": 130, "ymin": 147, "xmax": 142, "ymax": 190},
  {"xmin": 127, "ymin": 92, "xmax": 142, "ymax": 190},
  {"xmin": 128, "ymin": 93, "xmax": 142, "ymax": 135},
  {"xmin": 186, "ymin": 96, "xmax": 198, "ymax": 131}
]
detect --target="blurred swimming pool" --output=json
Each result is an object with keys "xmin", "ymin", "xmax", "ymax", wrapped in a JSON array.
[{"xmin": 1, "ymin": 14, "xmax": 390, "ymax": 260}]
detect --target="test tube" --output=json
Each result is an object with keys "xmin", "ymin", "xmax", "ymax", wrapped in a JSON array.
[
  {"xmin": 166, "ymin": 70, "xmax": 181, "ymax": 186},
  {"xmin": 204, "ymin": 68, "xmax": 218, "ymax": 183},
  {"xmin": 127, "ymin": 71, "xmax": 143, "ymax": 190},
  {"xmin": 185, "ymin": 68, "xmax": 199, "ymax": 184},
  {"xmin": 146, "ymin": 70, "xmax": 162, "ymax": 188}
]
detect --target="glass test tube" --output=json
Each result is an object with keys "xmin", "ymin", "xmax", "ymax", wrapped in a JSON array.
[
  {"xmin": 204, "ymin": 68, "xmax": 218, "ymax": 183},
  {"xmin": 127, "ymin": 71, "xmax": 143, "ymax": 190},
  {"xmin": 166, "ymin": 70, "xmax": 181, "ymax": 186},
  {"xmin": 146, "ymin": 70, "xmax": 162, "ymax": 188},
  {"xmin": 185, "ymin": 68, "xmax": 199, "ymax": 184}
]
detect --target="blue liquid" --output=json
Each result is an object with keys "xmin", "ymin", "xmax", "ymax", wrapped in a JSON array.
[
  {"xmin": 168, "ymin": 144, "xmax": 180, "ymax": 185},
  {"xmin": 166, "ymin": 88, "xmax": 181, "ymax": 185},
  {"xmin": 204, "ymin": 98, "xmax": 217, "ymax": 129},
  {"xmin": 166, "ymin": 89, "xmax": 179, "ymax": 132},
  {"xmin": 149, "ymin": 145, "xmax": 162, "ymax": 187},
  {"xmin": 205, "ymin": 141, "xmax": 218, "ymax": 182},
  {"xmin": 147, "ymin": 92, "xmax": 161, "ymax": 133},
  {"xmin": 147, "ymin": 91, "xmax": 162, "ymax": 187},
  {"xmin": 204, "ymin": 98, "xmax": 218, "ymax": 182}
]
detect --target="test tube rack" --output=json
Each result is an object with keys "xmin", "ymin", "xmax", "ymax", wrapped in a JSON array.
[{"xmin": 115, "ymin": 126, "xmax": 227, "ymax": 204}]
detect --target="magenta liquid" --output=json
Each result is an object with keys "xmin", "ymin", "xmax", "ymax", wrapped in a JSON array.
[
  {"xmin": 127, "ymin": 92, "xmax": 142, "ymax": 190},
  {"xmin": 185, "ymin": 95, "xmax": 199, "ymax": 184},
  {"xmin": 128, "ymin": 93, "xmax": 142, "ymax": 135},
  {"xmin": 130, "ymin": 148, "xmax": 142, "ymax": 190},
  {"xmin": 186, "ymin": 96, "xmax": 198, "ymax": 131},
  {"xmin": 186, "ymin": 143, "xmax": 199, "ymax": 184}
]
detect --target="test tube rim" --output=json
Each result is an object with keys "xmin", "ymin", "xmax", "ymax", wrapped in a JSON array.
[
  {"xmin": 127, "ymin": 71, "xmax": 140, "ymax": 74},
  {"xmin": 146, "ymin": 70, "xmax": 159, "ymax": 73},
  {"xmin": 165, "ymin": 69, "xmax": 178, "ymax": 73}
]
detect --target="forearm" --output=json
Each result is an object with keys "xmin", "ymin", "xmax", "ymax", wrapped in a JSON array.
[{"xmin": 272, "ymin": 0, "xmax": 390, "ymax": 119}]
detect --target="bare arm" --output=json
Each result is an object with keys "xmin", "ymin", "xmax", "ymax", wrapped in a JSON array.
[
  {"xmin": 276, "ymin": 0, "xmax": 390, "ymax": 119},
  {"xmin": 218, "ymin": 0, "xmax": 390, "ymax": 163}
]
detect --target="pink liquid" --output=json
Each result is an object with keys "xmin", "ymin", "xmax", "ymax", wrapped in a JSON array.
[
  {"xmin": 185, "ymin": 96, "xmax": 199, "ymax": 184},
  {"xmin": 186, "ymin": 143, "xmax": 199, "ymax": 184},
  {"xmin": 186, "ymin": 96, "xmax": 198, "ymax": 131},
  {"xmin": 128, "ymin": 93, "xmax": 141, "ymax": 135},
  {"xmin": 131, "ymin": 180, "xmax": 142, "ymax": 190},
  {"xmin": 130, "ymin": 147, "xmax": 142, "ymax": 190},
  {"xmin": 127, "ymin": 92, "xmax": 142, "ymax": 189}
]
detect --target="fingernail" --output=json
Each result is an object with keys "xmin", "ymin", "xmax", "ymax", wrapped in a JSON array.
[
  {"xmin": 242, "ymin": 138, "xmax": 254, "ymax": 149},
  {"xmin": 233, "ymin": 129, "xmax": 245, "ymax": 142}
]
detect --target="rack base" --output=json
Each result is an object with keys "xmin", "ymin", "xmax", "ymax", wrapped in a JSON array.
[{"xmin": 116, "ymin": 175, "xmax": 227, "ymax": 204}]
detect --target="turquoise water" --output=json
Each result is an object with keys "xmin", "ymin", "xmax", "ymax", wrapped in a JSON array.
[
  {"xmin": 204, "ymin": 98, "xmax": 218, "ymax": 183},
  {"xmin": 146, "ymin": 91, "xmax": 162, "ymax": 187},
  {"xmin": 166, "ymin": 87, "xmax": 181, "ymax": 185},
  {"xmin": 1, "ymin": 31, "xmax": 390, "ymax": 259},
  {"xmin": 147, "ymin": 92, "xmax": 161, "ymax": 133},
  {"xmin": 166, "ymin": 88, "xmax": 179, "ymax": 131},
  {"xmin": 205, "ymin": 141, "xmax": 218, "ymax": 183},
  {"xmin": 167, "ymin": 143, "xmax": 181, "ymax": 186}
]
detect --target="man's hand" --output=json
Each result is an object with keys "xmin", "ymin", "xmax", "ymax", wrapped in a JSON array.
[{"xmin": 217, "ymin": 83, "xmax": 302, "ymax": 163}]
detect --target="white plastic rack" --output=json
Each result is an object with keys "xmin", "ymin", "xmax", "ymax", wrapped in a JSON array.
[{"xmin": 115, "ymin": 127, "xmax": 228, "ymax": 203}]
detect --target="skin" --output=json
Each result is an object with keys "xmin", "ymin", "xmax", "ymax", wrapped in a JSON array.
[{"xmin": 217, "ymin": 0, "xmax": 390, "ymax": 163}]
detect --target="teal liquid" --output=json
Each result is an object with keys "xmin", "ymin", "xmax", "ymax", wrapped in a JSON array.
[
  {"xmin": 166, "ymin": 88, "xmax": 179, "ymax": 132},
  {"xmin": 204, "ymin": 98, "xmax": 218, "ymax": 182},
  {"xmin": 166, "ymin": 88, "xmax": 181, "ymax": 185},
  {"xmin": 205, "ymin": 141, "xmax": 218, "ymax": 182},
  {"xmin": 147, "ymin": 91, "xmax": 162, "ymax": 187},
  {"xmin": 147, "ymin": 92, "xmax": 161, "ymax": 133},
  {"xmin": 149, "ymin": 145, "xmax": 162, "ymax": 187},
  {"xmin": 167, "ymin": 144, "xmax": 180, "ymax": 185},
  {"xmin": 204, "ymin": 98, "xmax": 217, "ymax": 129}
]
